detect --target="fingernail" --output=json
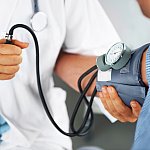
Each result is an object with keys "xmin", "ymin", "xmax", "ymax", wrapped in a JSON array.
[
  {"xmin": 107, "ymin": 87, "xmax": 112, "ymax": 93},
  {"xmin": 102, "ymin": 87, "xmax": 107, "ymax": 93},
  {"xmin": 24, "ymin": 42, "xmax": 29, "ymax": 45},
  {"xmin": 131, "ymin": 102, "xmax": 137, "ymax": 107}
]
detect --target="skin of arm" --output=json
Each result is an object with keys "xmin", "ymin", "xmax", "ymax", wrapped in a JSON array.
[
  {"xmin": 54, "ymin": 51, "xmax": 97, "ymax": 95},
  {"xmin": 138, "ymin": 0, "xmax": 150, "ymax": 18},
  {"xmin": 54, "ymin": 51, "xmax": 143, "ymax": 122}
]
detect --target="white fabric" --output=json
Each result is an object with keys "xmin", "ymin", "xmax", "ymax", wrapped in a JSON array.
[{"xmin": 0, "ymin": 0, "xmax": 121, "ymax": 149}]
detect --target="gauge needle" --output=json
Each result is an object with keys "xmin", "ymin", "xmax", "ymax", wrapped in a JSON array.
[{"xmin": 113, "ymin": 50, "xmax": 122, "ymax": 54}]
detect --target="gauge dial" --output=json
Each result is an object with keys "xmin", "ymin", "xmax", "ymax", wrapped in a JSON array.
[{"xmin": 105, "ymin": 43, "xmax": 125, "ymax": 65}]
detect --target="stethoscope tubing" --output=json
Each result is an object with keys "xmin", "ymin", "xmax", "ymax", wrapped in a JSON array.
[
  {"xmin": 33, "ymin": 0, "xmax": 39, "ymax": 13},
  {"xmin": 6, "ymin": 24, "xmax": 97, "ymax": 137},
  {"xmin": 5, "ymin": 1, "xmax": 97, "ymax": 137}
]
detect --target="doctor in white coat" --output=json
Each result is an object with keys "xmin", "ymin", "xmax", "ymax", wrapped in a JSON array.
[{"xmin": 0, "ymin": 0, "xmax": 142, "ymax": 150}]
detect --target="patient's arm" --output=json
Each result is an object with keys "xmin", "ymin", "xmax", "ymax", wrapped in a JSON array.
[
  {"xmin": 55, "ymin": 50, "xmax": 143, "ymax": 123},
  {"xmin": 99, "ymin": 48, "xmax": 148, "ymax": 122},
  {"xmin": 138, "ymin": 0, "xmax": 150, "ymax": 18},
  {"xmin": 141, "ymin": 49, "xmax": 148, "ymax": 86}
]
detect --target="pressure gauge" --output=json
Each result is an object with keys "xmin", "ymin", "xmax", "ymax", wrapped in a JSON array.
[
  {"xmin": 105, "ymin": 43, "xmax": 124, "ymax": 65},
  {"xmin": 96, "ymin": 42, "xmax": 131, "ymax": 71}
]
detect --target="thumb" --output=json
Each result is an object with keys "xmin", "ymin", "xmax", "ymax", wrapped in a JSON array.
[
  {"xmin": 0, "ymin": 39, "xmax": 29, "ymax": 49},
  {"xmin": 12, "ymin": 39, "xmax": 29, "ymax": 49},
  {"xmin": 130, "ymin": 100, "xmax": 142, "ymax": 118}
]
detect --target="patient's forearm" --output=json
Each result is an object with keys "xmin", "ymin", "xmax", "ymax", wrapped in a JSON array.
[
  {"xmin": 138, "ymin": 0, "xmax": 150, "ymax": 18},
  {"xmin": 54, "ymin": 52, "xmax": 96, "ymax": 95},
  {"xmin": 54, "ymin": 47, "xmax": 148, "ymax": 98},
  {"xmin": 141, "ymin": 49, "xmax": 148, "ymax": 86}
]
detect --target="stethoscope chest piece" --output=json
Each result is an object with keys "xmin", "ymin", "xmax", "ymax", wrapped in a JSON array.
[{"xmin": 30, "ymin": 12, "xmax": 48, "ymax": 32}]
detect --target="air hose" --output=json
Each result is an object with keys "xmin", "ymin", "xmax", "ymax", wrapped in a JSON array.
[{"xmin": 5, "ymin": 24, "xmax": 98, "ymax": 137}]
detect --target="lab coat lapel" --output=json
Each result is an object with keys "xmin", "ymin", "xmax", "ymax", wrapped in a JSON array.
[{"xmin": 0, "ymin": 0, "xmax": 18, "ymax": 32}]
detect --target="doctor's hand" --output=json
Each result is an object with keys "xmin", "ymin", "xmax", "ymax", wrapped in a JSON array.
[
  {"xmin": 0, "ymin": 39, "xmax": 28, "ymax": 80},
  {"xmin": 98, "ymin": 86, "xmax": 141, "ymax": 123}
]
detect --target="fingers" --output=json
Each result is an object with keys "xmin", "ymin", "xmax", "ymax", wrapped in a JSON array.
[
  {"xmin": 12, "ymin": 40, "xmax": 29, "ymax": 49},
  {"xmin": 0, "ymin": 65, "xmax": 19, "ymax": 74},
  {"xmin": 107, "ymin": 87, "xmax": 131, "ymax": 117},
  {"xmin": 0, "ymin": 74, "xmax": 15, "ymax": 80},
  {"xmin": 98, "ymin": 86, "xmax": 140, "ymax": 123},
  {"xmin": 0, "ymin": 65, "xmax": 19, "ymax": 80},
  {"xmin": 100, "ymin": 86, "xmax": 125, "ymax": 122},
  {"xmin": 0, "ymin": 44, "xmax": 22, "ymax": 55},
  {"xmin": 99, "ymin": 87, "xmax": 127, "ymax": 122},
  {"xmin": 0, "ymin": 39, "xmax": 29, "ymax": 49},
  {"xmin": 0, "ymin": 53, "xmax": 22, "ymax": 80},
  {"xmin": 108, "ymin": 87, "xmax": 137, "ymax": 122},
  {"xmin": 0, "ymin": 55, "xmax": 22, "ymax": 65},
  {"xmin": 131, "ymin": 100, "xmax": 142, "ymax": 118},
  {"xmin": 0, "ymin": 39, "xmax": 6, "ymax": 44}
]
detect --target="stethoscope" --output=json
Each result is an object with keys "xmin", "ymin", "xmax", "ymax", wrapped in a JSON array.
[
  {"xmin": 5, "ymin": 0, "xmax": 97, "ymax": 137},
  {"xmin": 30, "ymin": 0, "xmax": 48, "ymax": 32}
]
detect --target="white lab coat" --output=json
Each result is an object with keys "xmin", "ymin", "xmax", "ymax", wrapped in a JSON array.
[{"xmin": 0, "ymin": 0, "xmax": 120, "ymax": 150}]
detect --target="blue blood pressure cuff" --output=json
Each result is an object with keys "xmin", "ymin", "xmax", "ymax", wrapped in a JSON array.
[{"xmin": 96, "ymin": 44, "xmax": 150, "ymax": 106}]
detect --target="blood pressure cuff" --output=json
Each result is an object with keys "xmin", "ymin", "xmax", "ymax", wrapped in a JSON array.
[{"xmin": 96, "ymin": 43, "xmax": 150, "ymax": 107}]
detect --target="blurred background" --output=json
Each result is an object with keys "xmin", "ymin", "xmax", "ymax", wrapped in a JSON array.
[{"xmin": 54, "ymin": 0, "xmax": 150, "ymax": 150}]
